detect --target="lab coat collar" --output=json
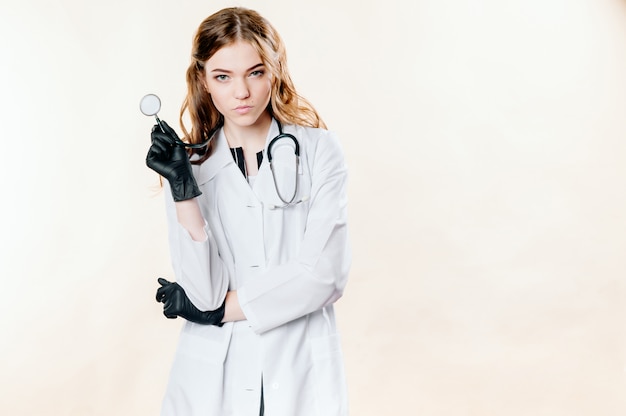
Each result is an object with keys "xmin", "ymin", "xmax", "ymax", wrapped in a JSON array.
[
  {"xmin": 191, "ymin": 128, "xmax": 231, "ymax": 185},
  {"xmin": 265, "ymin": 118, "xmax": 281, "ymax": 147},
  {"xmin": 192, "ymin": 119, "xmax": 281, "ymax": 185}
]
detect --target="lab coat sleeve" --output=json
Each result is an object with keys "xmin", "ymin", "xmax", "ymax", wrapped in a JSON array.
[
  {"xmin": 238, "ymin": 130, "xmax": 351, "ymax": 334},
  {"xmin": 163, "ymin": 180, "xmax": 230, "ymax": 311}
]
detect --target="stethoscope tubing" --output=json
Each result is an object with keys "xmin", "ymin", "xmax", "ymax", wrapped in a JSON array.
[
  {"xmin": 267, "ymin": 121, "xmax": 301, "ymax": 206},
  {"xmin": 156, "ymin": 116, "xmax": 217, "ymax": 149},
  {"xmin": 162, "ymin": 118, "xmax": 303, "ymax": 207}
]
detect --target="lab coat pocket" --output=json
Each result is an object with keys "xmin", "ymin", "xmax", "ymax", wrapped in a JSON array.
[
  {"xmin": 164, "ymin": 325, "xmax": 231, "ymax": 416},
  {"xmin": 310, "ymin": 333, "xmax": 348, "ymax": 415},
  {"xmin": 177, "ymin": 323, "xmax": 231, "ymax": 364}
]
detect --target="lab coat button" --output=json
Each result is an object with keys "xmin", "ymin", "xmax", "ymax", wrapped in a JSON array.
[{"xmin": 272, "ymin": 382, "xmax": 279, "ymax": 390}]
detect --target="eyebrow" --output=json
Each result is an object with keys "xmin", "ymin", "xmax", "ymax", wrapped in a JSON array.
[{"xmin": 210, "ymin": 63, "xmax": 265, "ymax": 73}]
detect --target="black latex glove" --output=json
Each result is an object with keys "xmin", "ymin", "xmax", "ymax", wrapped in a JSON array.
[
  {"xmin": 145, "ymin": 120, "xmax": 201, "ymax": 202},
  {"xmin": 155, "ymin": 278, "xmax": 225, "ymax": 326}
]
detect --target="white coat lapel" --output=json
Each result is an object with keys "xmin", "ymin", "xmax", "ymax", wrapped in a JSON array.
[
  {"xmin": 192, "ymin": 119, "xmax": 281, "ymax": 189},
  {"xmin": 192, "ymin": 129, "xmax": 233, "ymax": 185},
  {"xmin": 251, "ymin": 119, "xmax": 280, "ymax": 186}
]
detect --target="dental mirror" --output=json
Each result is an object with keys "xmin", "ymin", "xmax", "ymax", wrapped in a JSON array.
[
  {"xmin": 139, "ymin": 93, "xmax": 216, "ymax": 149},
  {"xmin": 140, "ymin": 93, "xmax": 164, "ymax": 131}
]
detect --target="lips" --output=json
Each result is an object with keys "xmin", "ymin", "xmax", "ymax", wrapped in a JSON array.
[{"xmin": 234, "ymin": 105, "xmax": 252, "ymax": 115}]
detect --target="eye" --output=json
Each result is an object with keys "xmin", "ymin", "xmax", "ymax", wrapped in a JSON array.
[
  {"xmin": 215, "ymin": 74, "xmax": 229, "ymax": 82},
  {"xmin": 249, "ymin": 70, "xmax": 265, "ymax": 78}
]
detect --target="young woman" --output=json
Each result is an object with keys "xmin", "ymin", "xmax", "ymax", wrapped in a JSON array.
[{"xmin": 145, "ymin": 7, "xmax": 351, "ymax": 416}]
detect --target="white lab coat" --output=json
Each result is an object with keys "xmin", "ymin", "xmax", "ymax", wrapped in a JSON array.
[{"xmin": 159, "ymin": 120, "xmax": 351, "ymax": 416}]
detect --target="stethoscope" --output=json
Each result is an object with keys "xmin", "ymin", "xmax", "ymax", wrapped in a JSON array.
[
  {"xmin": 140, "ymin": 94, "xmax": 307, "ymax": 209},
  {"xmin": 266, "ymin": 121, "xmax": 309, "ymax": 209}
]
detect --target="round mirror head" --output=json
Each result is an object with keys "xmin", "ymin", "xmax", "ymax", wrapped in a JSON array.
[{"xmin": 140, "ymin": 94, "xmax": 161, "ymax": 117}]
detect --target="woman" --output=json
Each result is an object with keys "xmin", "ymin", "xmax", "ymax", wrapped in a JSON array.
[{"xmin": 145, "ymin": 7, "xmax": 351, "ymax": 416}]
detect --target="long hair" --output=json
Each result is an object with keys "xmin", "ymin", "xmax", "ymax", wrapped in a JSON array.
[{"xmin": 180, "ymin": 7, "xmax": 325, "ymax": 163}]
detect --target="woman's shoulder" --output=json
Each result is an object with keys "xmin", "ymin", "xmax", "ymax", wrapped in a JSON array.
[
  {"xmin": 289, "ymin": 124, "xmax": 339, "ymax": 144},
  {"xmin": 287, "ymin": 124, "xmax": 346, "ymax": 166}
]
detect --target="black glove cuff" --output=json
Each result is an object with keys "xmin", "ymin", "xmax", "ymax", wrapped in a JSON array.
[
  {"xmin": 202, "ymin": 300, "xmax": 226, "ymax": 327},
  {"xmin": 170, "ymin": 175, "xmax": 202, "ymax": 202}
]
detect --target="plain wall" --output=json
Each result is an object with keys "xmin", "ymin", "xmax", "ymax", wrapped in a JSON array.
[{"xmin": 1, "ymin": 0, "xmax": 625, "ymax": 414}]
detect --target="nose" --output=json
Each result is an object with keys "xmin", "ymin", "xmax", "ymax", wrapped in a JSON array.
[{"xmin": 233, "ymin": 78, "xmax": 250, "ymax": 100}]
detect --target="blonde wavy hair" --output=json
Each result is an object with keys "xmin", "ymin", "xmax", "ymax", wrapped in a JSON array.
[{"xmin": 179, "ymin": 7, "xmax": 326, "ymax": 162}]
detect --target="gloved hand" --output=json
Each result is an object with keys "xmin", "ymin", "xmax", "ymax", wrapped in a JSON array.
[
  {"xmin": 146, "ymin": 120, "xmax": 202, "ymax": 202},
  {"xmin": 155, "ymin": 278, "xmax": 225, "ymax": 326}
]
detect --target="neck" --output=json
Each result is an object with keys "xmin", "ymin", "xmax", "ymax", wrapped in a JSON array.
[{"xmin": 224, "ymin": 112, "xmax": 272, "ymax": 150}]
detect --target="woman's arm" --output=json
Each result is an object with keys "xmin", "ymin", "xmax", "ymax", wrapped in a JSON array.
[
  {"xmin": 163, "ymin": 181, "xmax": 230, "ymax": 311},
  {"xmin": 147, "ymin": 120, "xmax": 229, "ymax": 312},
  {"xmin": 222, "ymin": 291, "xmax": 246, "ymax": 322},
  {"xmin": 237, "ymin": 130, "xmax": 351, "ymax": 333},
  {"xmin": 175, "ymin": 199, "xmax": 208, "ymax": 241}
]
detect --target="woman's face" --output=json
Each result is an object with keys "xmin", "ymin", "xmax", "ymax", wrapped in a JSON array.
[{"xmin": 203, "ymin": 41, "xmax": 272, "ymax": 129}]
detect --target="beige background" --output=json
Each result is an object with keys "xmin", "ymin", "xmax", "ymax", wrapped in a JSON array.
[{"xmin": 1, "ymin": 0, "xmax": 625, "ymax": 414}]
